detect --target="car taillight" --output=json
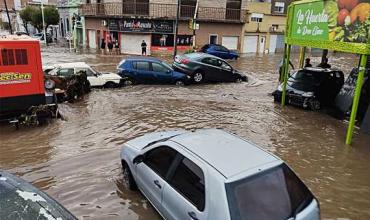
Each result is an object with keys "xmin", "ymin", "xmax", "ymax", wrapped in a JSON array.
[{"xmin": 181, "ymin": 58, "xmax": 190, "ymax": 64}]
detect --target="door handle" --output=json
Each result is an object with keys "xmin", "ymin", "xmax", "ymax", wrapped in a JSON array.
[
  {"xmin": 153, "ymin": 180, "xmax": 161, "ymax": 189},
  {"xmin": 188, "ymin": 211, "xmax": 198, "ymax": 220}
]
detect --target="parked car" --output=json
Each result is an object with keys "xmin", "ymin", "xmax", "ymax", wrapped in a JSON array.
[
  {"xmin": 173, "ymin": 53, "xmax": 247, "ymax": 84},
  {"xmin": 120, "ymin": 129, "xmax": 320, "ymax": 220},
  {"xmin": 199, "ymin": 44, "xmax": 239, "ymax": 60},
  {"xmin": 273, "ymin": 67, "xmax": 344, "ymax": 110},
  {"xmin": 117, "ymin": 57, "xmax": 191, "ymax": 85},
  {"xmin": 0, "ymin": 170, "xmax": 77, "ymax": 220},
  {"xmin": 47, "ymin": 62, "xmax": 123, "ymax": 88},
  {"xmin": 32, "ymin": 33, "xmax": 52, "ymax": 43}
]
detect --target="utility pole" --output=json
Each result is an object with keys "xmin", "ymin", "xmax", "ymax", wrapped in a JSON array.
[
  {"xmin": 41, "ymin": 1, "xmax": 47, "ymax": 45},
  {"xmin": 192, "ymin": 0, "xmax": 199, "ymax": 50},
  {"xmin": 3, "ymin": 0, "xmax": 13, "ymax": 34},
  {"xmin": 173, "ymin": 0, "xmax": 180, "ymax": 59}
]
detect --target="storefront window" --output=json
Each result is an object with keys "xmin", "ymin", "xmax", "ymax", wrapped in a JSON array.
[{"xmin": 151, "ymin": 34, "xmax": 193, "ymax": 47}]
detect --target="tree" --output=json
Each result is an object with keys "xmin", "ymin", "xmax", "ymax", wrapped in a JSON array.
[
  {"xmin": 19, "ymin": 6, "xmax": 37, "ymax": 34},
  {"xmin": 20, "ymin": 5, "xmax": 59, "ymax": 33}
]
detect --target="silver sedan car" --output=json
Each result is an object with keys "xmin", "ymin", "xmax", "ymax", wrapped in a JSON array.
[{"xmin": 120, "ymin": 129, "xmax": 320, "ymax": 220}]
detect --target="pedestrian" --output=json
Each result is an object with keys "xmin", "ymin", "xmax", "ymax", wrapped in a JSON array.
[
  {"xmin": 304, "ymin": 58, "xmax": 312, "ymax": 68},
  {"xmin": 278, "ymin": 58, "xmax": 294, "ymax": 83},
  {"xmin": 317, "ymin": 57, "xmax": 331, "ymax": 69},
  {"xmin": 100, "ymin": 38, "xmax": 106, "ymax": 55},
  {"xmin": 141, "ymin": 40, "xmax": 147, "ymax": 56},
  {"xmin": 108, "ymin": 39, "xmax": 113, "ymax": 55},
  {"xmin": 115, "ymin": 39, "xmax": 120, "ymax": 55}
]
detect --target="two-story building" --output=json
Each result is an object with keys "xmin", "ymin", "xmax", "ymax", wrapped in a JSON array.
[
  {"xmin": 242, "ymin": 0, "xmax": 291, "ymax": 53},
  {"xmin": 79, "ymin": 0, "xmax": 248, "ymax": 55}
]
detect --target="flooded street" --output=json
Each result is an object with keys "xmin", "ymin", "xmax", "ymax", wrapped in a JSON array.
[{"xmin": 1, "ymin": 47, "xmax": 370, "ymax": 220}]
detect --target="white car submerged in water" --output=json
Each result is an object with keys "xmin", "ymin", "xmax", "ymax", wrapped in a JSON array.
[
  {"xmin": 46, "ymin": 62, "xmax": 123, "ymax": 88},
  {"xmin": 120, "ymin": 129, "xmax": 320, "ymax": 220}
]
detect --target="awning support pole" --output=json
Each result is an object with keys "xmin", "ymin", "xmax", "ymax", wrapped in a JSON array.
[
  {"xmin": 299, "ymin": 47, "xmax": 306, "ymax": 68},
  {"xmin": 346, "ymin": 54, "xmax": 368, "ymax": 145},
  {"xmin": 281, "ymin": 44, "xmax": 291, "ymax": 107}
]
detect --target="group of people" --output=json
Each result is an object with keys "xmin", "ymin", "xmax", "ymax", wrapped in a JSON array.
[
  {"xmin": 100, "ymin": 38, "xmax": 120, "ymax": 55},
  {"xmin": 304, "ymin": 57, "xmax": 331, "ymax": 69},
  {"xmin": 278, "ymin": 57, "xmax": 332, "ymax": 83}
]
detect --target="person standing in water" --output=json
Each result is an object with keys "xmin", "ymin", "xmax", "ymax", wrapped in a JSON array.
[{"xmin": 141, "ymin": 40, "xmax": 147, "ymax": 56}]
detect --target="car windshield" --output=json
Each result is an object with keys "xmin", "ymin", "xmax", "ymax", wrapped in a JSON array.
[
  {"xmin": 226, "ymin": 164, "xmax": 314, "ymax": 220},
  {"xmin": 288, "ymin": 70, "xmax": 325, "ymax": 92}
]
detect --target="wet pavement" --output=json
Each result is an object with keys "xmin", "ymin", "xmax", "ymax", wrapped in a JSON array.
[{"xmin": 1, "ymin": 46, "xmax": 370, "ymax": 220}]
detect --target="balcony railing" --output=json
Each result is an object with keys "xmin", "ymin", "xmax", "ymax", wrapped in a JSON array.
[{"xmin": 80, "ymin": 3, "xmax": 246, "ymax": 23}]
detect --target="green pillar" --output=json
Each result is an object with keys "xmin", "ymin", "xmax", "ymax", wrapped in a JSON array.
[
  {"xmin": 281, "ymin": 44, "xmax": 292, "ymax": 107},
  {"xmin": 299, "ymin": 47, "xmax": 306, "ymax": 69},
  {"xmin": 345, "ymin": 54, "xmax": 368, "ymax": 145}
]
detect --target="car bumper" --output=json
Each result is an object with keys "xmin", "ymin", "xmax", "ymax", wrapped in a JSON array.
[{"xmin": 273, "ymin": 90, "xmax": 316, "ymax": 109}]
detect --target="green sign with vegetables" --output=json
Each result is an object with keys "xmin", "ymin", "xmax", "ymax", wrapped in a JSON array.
[
  {"xmin": 287, "ymin": 0, "xmax": 370, "ymax": 54},
  {"xmin": 291, "ymin": 1, "xmax": 329, "ymax": 41}
]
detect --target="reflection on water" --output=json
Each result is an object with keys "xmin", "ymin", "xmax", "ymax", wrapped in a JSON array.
[{"xmin": 0, "ymin": 47, "xmax": 369, "ymax": 219}]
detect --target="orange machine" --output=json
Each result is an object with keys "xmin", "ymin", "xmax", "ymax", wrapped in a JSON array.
[{"xmin": 0, "ymin": 35, "xmax": 47, "ymax": 118}]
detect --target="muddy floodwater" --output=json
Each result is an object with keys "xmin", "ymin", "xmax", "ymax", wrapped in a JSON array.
[{"xmin": 1, "ymin": 47, "xmax": 370, "ymax": 220}]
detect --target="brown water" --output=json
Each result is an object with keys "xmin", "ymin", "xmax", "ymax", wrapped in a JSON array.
[{"xmin": 1, "ymin": 47, "xmax": 369, "ymax": 220}]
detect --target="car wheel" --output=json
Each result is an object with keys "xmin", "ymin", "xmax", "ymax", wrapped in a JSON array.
[
  {"xmin": 192, "ymin": 72, "xmax": 204, "ymax": 84},
  {"xmin": 122, "ymin": 161, "xmax": 137, "ymax": 190},
  {"xmin": 175, "ymin": 80, "xmax": 185, "ymax": 86},
  {"xmin": 104, "ymin": 82, "xmax": 117, "ymax": 88},
  {"xmin": 124, "ymin": 78, "xmax": 134, "ymax": 86},
  {"xmin": 309, "ymin": 99, "xmax": 321, "ymax": 111},
  {"xmin": 235, "ymin": 78, "xmax": 243, "ymax": 83}
]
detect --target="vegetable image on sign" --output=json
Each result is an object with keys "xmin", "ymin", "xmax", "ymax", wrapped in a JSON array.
[{"xmin": 325, "ymin": 0, "xmax": 370, "ymax": 43}]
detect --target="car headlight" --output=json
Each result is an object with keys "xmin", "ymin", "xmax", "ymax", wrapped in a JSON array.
[
  {"xmin": 187, "ymin": 75, "xmax": 191, "ymax": 79},
  {"xmin": 302, "ymin": 92, "xmax": 314, "ymax": 97},
  {"xmin": 45, "ymin": 79, "xmax": 55, "ymax": 90}
]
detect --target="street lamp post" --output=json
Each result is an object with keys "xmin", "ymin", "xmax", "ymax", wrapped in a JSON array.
[
  {"xmin": 173, "ymin": 0, "xmax": 180, "ymax": 59},
  {"xmin": 41, "ymin": 1, "xmax": 47, "ymax": 45},
  {"xmin": 3, "ymin": 0, "xmax": 13, "ymax": 34}
]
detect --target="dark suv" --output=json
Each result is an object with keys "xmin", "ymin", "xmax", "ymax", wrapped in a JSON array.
[
  {"xmin": 273, "ymin": 67, "xmax": 344, "ymax": 110},
  {"xmin": 173, "ymin": 53, "xmax": 247, "ymax": 84}
]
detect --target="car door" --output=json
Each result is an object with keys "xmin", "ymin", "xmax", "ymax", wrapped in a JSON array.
[
  {"xmin": 133, "ymin": 61, "xmax": 155, "ymax": 83},
  {"xmin": 151, "ymin": 62, "xmax": 173, "ymax": 84},
  {"xmin": 162, "ymin": 156, "xmax": 207, "ymax": 220},
  {"xmin": 219, "ymin": 46, "xmax": 231, "ymax": 59},
  {"xmin": 76, "ymin": 67, "xmax": 100, "ymax": 87},
  {"xmin": 134, "ymin": 146, "xmax": 178, "ymax": 216},
  {"xmin": 219, "ymin": 60, "xmax": 235, "ymax": 82},
  {"xmin": 201, "ymin": 57, "xmax": 224, "ymax": 82}
]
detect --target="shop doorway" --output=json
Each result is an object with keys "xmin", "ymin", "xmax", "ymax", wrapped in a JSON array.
[{"xmin": 209, "ymin": 35, "xmax": 218, "ymax": 44}]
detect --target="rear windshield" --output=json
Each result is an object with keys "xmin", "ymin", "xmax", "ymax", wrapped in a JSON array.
[
  {"xmin": 226, "ymin": 164, "xmax": 314, "ymax": 220},
  {"xmin": 184, "ymin": 53, "xmax": 202, "ymax": 60}
]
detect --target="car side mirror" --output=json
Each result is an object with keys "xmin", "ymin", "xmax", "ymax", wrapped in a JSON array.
[{"xmin": 133, "ymin": 155, "xmax": 144, "ymax": 164}]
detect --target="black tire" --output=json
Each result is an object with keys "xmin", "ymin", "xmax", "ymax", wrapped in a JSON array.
[
  {"xmin": 192, "ymin": 71, "xmax": 204, "ymax": 84},
  {"xmin": 124, "ymin": 78, "xmax": 135, "ymax": 86},
  {"xmin": 122, "ymin": 161, "xmax": 137, "ymax": 190},
  {"xmin": 175, "ymin": 80, "xmax": 185, "ymax": 86},
  {"xmin": 104, "ymin": 81, "xmax": 117, "ymax": 88},
  {"xmin": 235, "ymin": 77, "xmax": 243, "ymax": 83}
]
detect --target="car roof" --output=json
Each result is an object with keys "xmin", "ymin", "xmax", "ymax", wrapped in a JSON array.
[
  {"xmin": 170, "ymin": 129, "xmax": 280, "ymax": 179},
  {"xmin": 125, "ymin": 56, "xmax": 162, "ymax": 62},
  {"xmin": 0, "ymin": 170, "xmax": 77, "ymax": 219},
  {"xmin": 184, "ymin": 52, "xmax": 222, "ymax": 60},
  {"xmin": 54, "ymin": 62, "xmax": 89, "ymax": 69}
]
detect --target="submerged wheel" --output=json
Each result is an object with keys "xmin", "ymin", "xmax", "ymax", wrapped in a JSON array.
[
  {"xmin": 104, "ymin": 82, "xmax": 117, "ymax": 88},
  {"xmin": 124, "ymin": 78, "xmax": 134, "ymax": 86},
  {"xmin": 175, "ymin": 80, "xmax": 185, "ymax": 86},
  {"xmin": 192, "ymin": 72, "xmax": 204, "ymax": 84},
  {"xmin": 122, "ymin": 161, "xmax": 137, "ymax": 190},
  {"xmin": 235, "ymin": 78, "xmax": 243, "ymax": 83}
]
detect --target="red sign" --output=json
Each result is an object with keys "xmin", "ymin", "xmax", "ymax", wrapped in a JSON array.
[{"xmin": 151, "ymin": 46, "xmax": 191, "ymax": 52}]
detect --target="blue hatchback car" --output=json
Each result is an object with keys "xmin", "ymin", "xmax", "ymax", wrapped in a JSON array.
[
  {"xmin": 200, "ymin": 44, "xmax": 239, "ymax": 60},
  {"xmin": 117, "ymin": 57, "xmax": 191, "ymax": 85}
]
